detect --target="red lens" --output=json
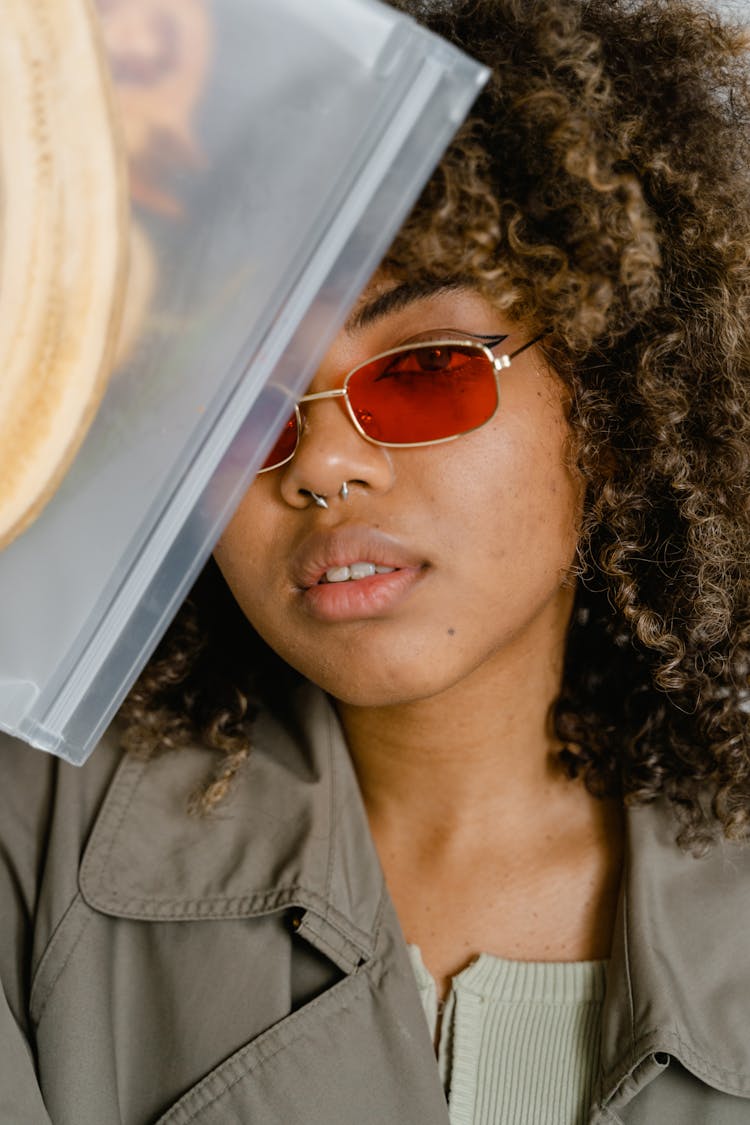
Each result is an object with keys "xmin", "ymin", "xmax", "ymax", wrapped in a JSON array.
[
  {"xmin": 261, "ymin": 413, "xmax": 298, "ymax": 470},
  {"xmin": 345, "ymin": 344, "xmax": 498, "ymax": 444}
]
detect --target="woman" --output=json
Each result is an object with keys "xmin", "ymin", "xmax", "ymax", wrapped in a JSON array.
[{"xmin": 2, "ymin": 0, "xmax": 750, "ymax": 1121}]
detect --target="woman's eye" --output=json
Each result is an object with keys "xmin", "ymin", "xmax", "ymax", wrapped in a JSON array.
[
  {"xmin": 414, "ymin": 346, "xmax": 454, "ymax": 371},
  {"xmin": 383, "ymin": 346, "xmax": 463, "ymax": 377}
]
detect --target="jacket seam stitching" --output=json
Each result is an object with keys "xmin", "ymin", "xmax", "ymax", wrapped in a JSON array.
[
  {"xmin": 602, "ymin": 1029, "xmax": 750, "ymax": 1097},
  {"xmin": 83, "ymin": 885, "xmax": 328, "ymax": 913},
  {"xmin": 298, "ymin": 921, "xmax": 359, "ymax": 970},
  {"xmin": 646, "ymin": 1029, "xmax": 750, "ymax": 1088},
  {"xmin": 29, "ymin": 894, "xmax": 93, "ymax": 1026},
  {"xmin": 29, "ymin": 886, "xmax": 80, "ymax": 994},
  {"xmin": 79, "ymin": 886, "xmax": 371, "ymax": 944}
]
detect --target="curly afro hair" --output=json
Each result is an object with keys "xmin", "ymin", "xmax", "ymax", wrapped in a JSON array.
[{"xmin": 120, "ymin": 0, "xmax": 750, "ymax": 851}]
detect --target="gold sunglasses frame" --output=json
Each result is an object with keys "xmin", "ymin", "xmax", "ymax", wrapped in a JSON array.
[{"xmin": 257, "ymin": 334, "xmax": 542, "ymax": 473}]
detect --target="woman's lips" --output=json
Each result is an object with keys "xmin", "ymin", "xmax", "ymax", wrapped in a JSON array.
[
  {"xmin": 291, "ymin": 525, "xmax": 424, "ymax": 590},
  {"xmin": 300, "ymin": 564, "xmax": 425, "ymax": 622},
  {"xmin": 290, "ymin": 525, "xmax": 427, "ymax": 621}
]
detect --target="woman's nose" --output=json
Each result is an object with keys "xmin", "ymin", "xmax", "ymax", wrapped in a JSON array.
[{"xmin": 278, "ymin": 393, "xmax": 394, "ymax": 509}]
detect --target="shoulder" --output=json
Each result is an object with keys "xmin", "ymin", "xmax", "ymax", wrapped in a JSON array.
[
  {"xmin": 0, "ymin": 727, "xmax": 124, "ymax": 853},
  {"xmin": 624, "ymin": 797, "xmax": 750, "ymax": 1028},
  {"xmin": 0, "ymin": 728, "xmax": 125, "ymax": 1035},
  {"xmin": 0, "ymin": 728, "xmax": 124, "ymax": 931},
  {"xmin": 626, "ymin": 796, "xmax": 750, "ymax": 917}
]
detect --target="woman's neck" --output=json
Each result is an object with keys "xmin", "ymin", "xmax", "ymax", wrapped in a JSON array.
[
  {"xmin": 334, "ymin": 612, "xmax": 624, "ymax": 976},
  {"xmin": 336, "ymin": 609, "xmax": 572, "ymax": 846}
]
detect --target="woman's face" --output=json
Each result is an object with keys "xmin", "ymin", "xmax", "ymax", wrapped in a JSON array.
[{"xmin": 214, "ymin": 280, "xmax": 582, "ymax": 707}]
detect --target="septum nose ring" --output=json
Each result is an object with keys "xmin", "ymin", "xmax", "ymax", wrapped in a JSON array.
[{"xmin": 308, "ymin": 482, "xmax": 349, "ymax": 508}]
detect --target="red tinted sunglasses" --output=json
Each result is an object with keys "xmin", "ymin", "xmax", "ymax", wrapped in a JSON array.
[{"xmin": 258, "ymin": 333, "xmax": 543, "ymax": 473}]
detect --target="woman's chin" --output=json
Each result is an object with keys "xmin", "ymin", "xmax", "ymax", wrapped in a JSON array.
[{"xmin": 298, "ymin": 660, "xmax": 463, "ymax": 712}]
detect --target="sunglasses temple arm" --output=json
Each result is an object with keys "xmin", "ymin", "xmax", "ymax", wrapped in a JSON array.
[{"xmin": 507, "ymin": 330, "xmax": 548, "ymax": 360}]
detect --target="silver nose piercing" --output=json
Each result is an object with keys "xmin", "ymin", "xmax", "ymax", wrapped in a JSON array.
[
  {"xmin": 339, "ymin": 481, "xmax": 349, "ymax": 501},
  {"xmin": 309, "ymin": 490, "xmax": 328, "ymax": 509}
]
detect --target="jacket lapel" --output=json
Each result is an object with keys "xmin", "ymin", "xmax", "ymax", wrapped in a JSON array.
[{"xmin": 154, "ymin": 897, "xmax": 451, "ymax": 1125}]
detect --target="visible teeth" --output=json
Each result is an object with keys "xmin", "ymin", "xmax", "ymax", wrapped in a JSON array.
[
  {"xmin": 350, "ymin": 562, "xmax": 377, "ymax": 580},
  {"xmin": 322, "ymin": 562, "xmax": 396, "ymax": 584},
  {"xmin": 325, "ymin": 566, "xmax": 351, "ymax": 583}
]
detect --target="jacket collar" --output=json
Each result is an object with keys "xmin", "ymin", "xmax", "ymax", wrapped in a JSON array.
[
  {"xmin": 80, "ymin": 684, "xmax": 750, "ymax": 1098},
  {"xmin": 80, "ymin": 683, "xmax": 384, "ymax": 969}
]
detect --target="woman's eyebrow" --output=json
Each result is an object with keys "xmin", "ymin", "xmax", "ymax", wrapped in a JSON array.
[{"xmin": 344, "ymin": 278, "xmax": 471, "ymax": 332}]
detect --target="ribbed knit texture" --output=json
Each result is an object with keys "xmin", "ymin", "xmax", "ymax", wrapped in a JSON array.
[{"xmin": 409, "ymin": 946, "xmax": 606, "ymax": 1125}]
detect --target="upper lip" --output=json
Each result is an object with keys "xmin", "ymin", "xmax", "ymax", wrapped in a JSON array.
[{"xmin": 291, "ymin": 524, "xmax": 425, "ymax": 590}]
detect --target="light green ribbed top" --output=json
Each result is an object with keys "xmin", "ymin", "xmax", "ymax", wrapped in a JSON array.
[{"xmin": 408, "ymin": 945, "xmax": 607, "ymax": 1125}]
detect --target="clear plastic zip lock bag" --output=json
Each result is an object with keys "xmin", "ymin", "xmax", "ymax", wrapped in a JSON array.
[{"xmin": 0, "ymin": 0, "xmax": 488, "ymax": 764}]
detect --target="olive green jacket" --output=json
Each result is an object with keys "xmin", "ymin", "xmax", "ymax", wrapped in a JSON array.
[{"xmin": 1, "ymin": 683, "xmax": 750, "ymax": 1124}]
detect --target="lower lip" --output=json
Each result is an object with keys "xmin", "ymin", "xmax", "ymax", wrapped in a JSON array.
[{"xmin": 300, "ymin": 566, "xmax": 424, "ymax": 622}]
